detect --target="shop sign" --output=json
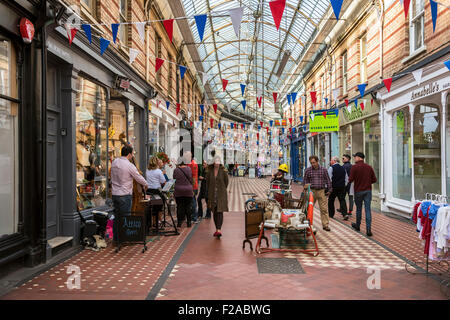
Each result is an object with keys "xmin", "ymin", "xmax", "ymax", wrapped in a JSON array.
[
  {"xmin": 410, "ymin": 82, "xmax": 440, "ymax": 101},
  {"xmin": 340, "ymin": 98, "xmax": 379, "ymax": 126},
  {"xmin": 114, "ymin": 75, "xmax": 131, "ymax": 91},
  {"xmin": 309, "ymin": 109, "xmax": 339, "ymax": 132}
]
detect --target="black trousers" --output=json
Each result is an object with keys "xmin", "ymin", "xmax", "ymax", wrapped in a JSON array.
[
  {"xmin": 212, "ymin": 207, "xmax": 223, "ymax": 230},
  {"xmin": 176, "ymin": 196, "xmax": 192, "ymax": 224},
  {"xmin": 328, "ymin": 187, "xmax": 347, "ymax": 218}
]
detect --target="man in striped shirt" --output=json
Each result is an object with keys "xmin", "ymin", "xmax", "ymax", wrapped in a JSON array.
[{"xmin": 303, "ymin": 155, "xmax": 333, "ymax": 231}]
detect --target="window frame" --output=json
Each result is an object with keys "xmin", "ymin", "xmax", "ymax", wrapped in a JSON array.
[
  {"xmin": 119, "ymin": 0, "xmax": 128, "ymax": 47},
  {"xmin": 409, "ymin": 0, "xmax": 425, "ymax": 55},
  {"xmin": 156, "ymin": 34, "xmax": 162, "ymax": 85},
  {"xmin": 342, "ymin": 52, "xmax": 348, "ymax": 95},
  {"xmin": 360, "ymin": 34, "xmax": 367, "ymax": 83}
]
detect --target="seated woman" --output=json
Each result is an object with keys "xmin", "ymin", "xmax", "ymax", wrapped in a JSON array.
[
  {"xmin": 271, "ymin": 163, "xmax": 289, "ymax": 185},
  {"xmin": 146, "ymin": 156, "xmax": 166, "ymax": 223}
]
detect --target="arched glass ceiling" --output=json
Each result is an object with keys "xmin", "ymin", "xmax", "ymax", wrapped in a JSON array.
[{"xmin": 181, "ymin": 0, "xmax": 331, "ymax": 121}]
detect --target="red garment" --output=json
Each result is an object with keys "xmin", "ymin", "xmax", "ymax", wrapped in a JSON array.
[
  {"xmin": 188, "ymin": 160, "xmax": 199, "ymax": 190},
  {"xmin": 412, "ymin": 202, "xmax": 421, "ymax": 224},
  {"xmin": 421, "ymin": 206, "xmax": 432, "ymax": 255},
  {"xmin": 348, "ymin": 160, "xmax": 377, "ymax": 193}
]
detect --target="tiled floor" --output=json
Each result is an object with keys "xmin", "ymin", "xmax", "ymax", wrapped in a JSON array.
[{"xmin": 2, "ymin": 177, "xmax": 447, "ymax": 300}]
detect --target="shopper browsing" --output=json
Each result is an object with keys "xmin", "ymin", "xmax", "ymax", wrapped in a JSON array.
[{"xmin": 327, "ymin": 156, "xmax": 348, "ymax": 220}]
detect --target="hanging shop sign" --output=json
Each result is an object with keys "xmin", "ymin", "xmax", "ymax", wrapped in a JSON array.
[
  {"xmin": 114, "ymin": 75, "xmax": 131, "ymax": 91},
  {"xmin": 19, "ymin": 18, "xmax": 35, "ymax": 44},
  {"xmin": 309, "ymin": 109, "xmax": 339, "ymax": 132}
]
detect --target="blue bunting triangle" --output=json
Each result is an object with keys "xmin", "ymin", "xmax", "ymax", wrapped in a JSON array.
[
  {"xmin": 231, "ymin": 123, "xmax": 234, "ymax": 129},
  {"xmin": 287, "ymin": 93, "xmax": 292, "ymax": 105},
  {"xmin": 330, "ymin": 0, "xmax": 344, "ymax": 20},
  {"xmin": 269, "ymin": 120, "xmax": 273, "ymax": 127},
  {"xmin": 240, "ymin": 84, "xmax": 246, "ymax": 97},
  {"xmin": 111, "ymin": 23, "xmax": 120, "ymax": 43},
  {"xmin": 291, "ymin": 92, "xmax": 297, "ymax": 104},
  {"xmin": 200, "ymin": 104, "xmax": 204, "ymax": 115},
  {"xmin": 166, "ymin": 101, "xmax": 170, "ymax": 110},
  {"xmin": 282, "ymin": 128, "xmax": 285, "ymax": 134},
  {"xmin": 179, "ymin": 65, "xmax": 187, "ymax": 80},
  {"xmin": 241, "ymin": 100, "xmax": 246, "ymax": 111},
  {"xmin": 300, "ymin": 116, "xmax": 304, "ymax": 123},
  {"xmin": 354, "ymin": 99, "xmax": 358, "ymax": 108},
  {"xmin": 194, "ymin": 14, "xmax": 207, "ymax": 42},
  {"xmin": 357, "ymin": 83, "xmax": 367, "ymax": 97},
  {"xmin": 100, "ymin": 38, "xmax": 110, "ymax": 55},
  {"xmin": 82, "ymin": 24, "xmax": 92, "ymax": 44},
  {"xmin": 430, "ymin": 0, "xmax": 438, "ymax": 33},
  {"xmin": 325, "ymin": 97, "xmax": 329, "ymax": 105},
  {"xmin": 445, "ymin": 60, "xmax": 450, "ymax": 71}
]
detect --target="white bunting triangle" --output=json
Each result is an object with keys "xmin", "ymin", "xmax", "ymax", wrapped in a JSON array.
[
  {"xmin": 188, "ymin": 111, "xmax": 192, "ymax": 119},
  {"xmin": 412, "ymin": 68, "xmax": 423, "ymax": 86},
  {"xmin": 129, "ymin": 48, "xmax": 139, "ymax": 64},
  {"xmin": 332, "ymin": 88, "xmax": 339, "ymax": 102},
  {"xmin": 347, "ymin": 104, "xmax": 352, "ymax": 113},
  {"xmin": 229, "ymin": 7, "xmax": 244, "ymax": 38},
  {"xmin": 136, "ymin": 22, "xmax": 146, "ymax": 44},
  {"xmin": 310, "ymin": 112, "xmax": 315, "ymax": 121}
]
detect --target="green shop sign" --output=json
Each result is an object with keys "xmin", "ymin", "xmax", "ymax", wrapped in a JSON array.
[
  {"xmin": 339, "ymin": 98, "xmax": 380, "ymax": 126},
  {"xmin": 309, "ymin": 109, "xmax": 339, "ymax": 132}
]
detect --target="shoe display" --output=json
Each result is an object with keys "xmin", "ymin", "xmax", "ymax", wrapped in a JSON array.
[{"xmin": 351, "ymin": 223, "xmax": 360, "ymax": 231}]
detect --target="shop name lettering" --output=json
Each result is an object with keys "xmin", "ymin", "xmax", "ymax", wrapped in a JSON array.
[
  {"xmin": 411, "ymin": 82, "xmax": 439, "ymax": 100},
  {"xmin": 310, "ymin": 126, "xmax": 338, "ymax": 129},
  {"xmin": 344, "ymin": 108, "xmax": 365, "ymax": 121},
  {"xmin": 122, "ymin": 218, "xmax": 141, "ymax": 236}
]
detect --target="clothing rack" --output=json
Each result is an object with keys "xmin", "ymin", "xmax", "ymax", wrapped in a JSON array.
[{"xmin": 405, "ymin": 193, "xmax": 449, "ymax": 298}]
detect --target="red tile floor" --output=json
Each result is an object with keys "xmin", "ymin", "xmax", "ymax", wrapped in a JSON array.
[{"xmin": 2, "ymin": 177, "xmax": 448, "ymax": 300}]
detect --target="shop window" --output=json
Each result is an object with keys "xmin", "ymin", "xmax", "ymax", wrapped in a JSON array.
[
  {"xmin": 75, "ymin": 78, "xmax": 108, "ymax": 210},
  {"xmin": 119, "ymin": 0, "xmax": 128, "ymax": 46},
  {"xmin": 148, "ymin": 113, "xmax": 158, "ymax": 157},
  {"xmin": 413, "ymin": 104, "xmax": 441, "ymax": 199},
  {"xmin": 392, "ymin": 109, "xmax": 412, "ymax": 200},
  {"xmin": 128, "ymin": 105, "xmax": 141, "ymax": 168},
  {"xmin": 447, "ymin": 95, "xmax": 450, "ymax": 195},
  {"xmin": 108, "ymin": 100, "xmax": 127, "ymax": 160},
  {"xmin": 0, "ymin": 36, "xmax": 19, "ymax": 238},
  {"xmin": 352, "ymin": 122, "xmax": 363, "ymax": 156},
  {"xmin": 360, "ymin": 34, "xmax": 367, "ymax": 83},
  {"xmin": 340, "ymin": 125, "xmax": 352, "ymax": 157},
  {"xmin": 409, "ymin": 0, "xmax": 425, "ymax": 54},
  {"xmin": 81, "ymin": 0, "xmax": 96, "ymax": 15},
  {"xmin": 364, "ymin": 117, "xmax": 380, "ymax": 193}
]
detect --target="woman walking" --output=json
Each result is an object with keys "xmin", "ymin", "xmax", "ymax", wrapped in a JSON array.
[
  {"xmin": 206, "ymin": 156, "xmax": 229, "ymax": 238},
  {"xmin": 173, "ymin": 156, "xmax": 194, "ymax": 228}
]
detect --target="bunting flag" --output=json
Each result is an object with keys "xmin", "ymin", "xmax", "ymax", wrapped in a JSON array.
[
  {"xmin": 194, "ymin": 14, "xmax": 207, "ymax": 42},
  {"xmin": 240, "ymin": 84, "xmax": 246, "ymax": 96},
  {"xmin": 202, "ymin": 72, "xmax": 209, "ymax": 85},
  {"xmin": 303, "ymin": 125, "xmax": 306, "ymax": 131},
  {"xmin": 269, "ymin": 0, "xmax": 286, "ymax": 30},
  {"xmin": 430, "ymin": 0, "xmax": 438, "ymax": 33},
  {"xmin": 218, "ymin": 123, "xmax": 221, "ymax": 130},
  {"xmin": 357, "ymin": 83, "xmax": 367, "ymax": 97},
  {"xmin": 213, "ymin": 104, "xmax": 217, "ymax": 113},
  {"xmin": 289, "ymin": 118, "xmax": 292, "ymax": 125},
  {"xmin": 257, "ymin": 132, "xmax": 260, "ymax": 140},
  {"xmin": 412, "ymin": 69, "xmax": 423, "ymax": 86},
  {"xmin": 176, "ymin": 103, "xmax": 181, "ymax": 115},
  {"xmin": 403, "ymin": 0, "xmax": 411, "ymax": 19},
  {"xmin": 229, "ymin": 7, "xmax": 244, "ymax": 38},
  {"xmin": 269, "ymin": 120, "xmax": 274, "ymax": 127},
  {"xmin": 347, "ymin": 103, "xmax": 352, "ymax": 114},
  {"xmin": 111, "ymin": 23, "xmax": 119, "ymax": 43},
  {"xmin": 354, "ymin": 99, "xmax": 358, "ymax": 108},
  {"xmin": 163, "ymin": 19, "xmax": 174, "ymax": 43},
  {"xmin": 371, "ymin": 98, "xmax": 374, "ymax": 106},
  {"xmin": 445, "ymin": 60, "xmax": 450, "ymax": 71},
  {"xmin": 273, "ymin": 92, "xmax": 278, "ymax": 104},
  {"xmin": 281, "ymin": 128, "xmax": 285, "ymax": 134},
  {"xmin": 332, "ymin": 88, "xmax": 339, "ymax": 102},
  {"xmin": 345, "ymin": 99, "xmax": 349, "ymax": 107},
  {"xmin": 100, "ymin": 38, "xmax": 110, "ymax": 55},
  {"xmin": 291, "ymin": 92, "xmax": 297, "ymax": 104},
  {"xmin": 300, "ymin": 116, "xmax": 304, "ymax": 123},
  {"xmin": 81, "ymin": 24, "xmax": 92, "ymax": 44},
  {"xmin": 179, "ymin": 65, "xmax": 187, "ymax": 79},
  {"xmin": 199, "ymin": 115, "xmax": 203, "ymax": 121},
  {"xmin": 200, "ymin": 104, "xmax": 204, "ymax": 115},
  {"xmin": 241, "ymin": 124, "xmax": 244, "ymax": 129},
  {"xmin": 324, "ymin": 97, "xmax": 329, "ymax": 105},
  {"xmin": 360, "ymin": 100, "xmax": 365, "ymax": 111},
  {"xmin": 310, "ymin": 91, "xmax": 317, "ymax": 106},
  {"xmin": 260, "ymin": 121, "xmax": 264, "ymax": 127},
  {"xmin": 136, "ymin": 22, "xmax": 146, "ymax": 43},
  {"xmin": 166, "ymin": 101, "xmax": 170, "ymax": 110},
  {"xmin": 210, "ymin": 118, "xmax": 214, "ymax": 128},
  {"xmin": 287, "ymin": 93, "xmax": 292, "ymax": 105},
  {"xmin": 155, "ymin": 58, "xmax": 164, "ymax": 72},
  {"xmin": 65, "ymin": 24, "xmax": 78, "ymax": 45},
  {"xmin": 383, "ymin": 78, "xmax": 393, "ymax": 92},
  {"xmin": 129, "ymin": 48, "xmax": 139, "ymax": 64},
  {"xmin": 190, "ymin": 121, "xmax": 193, "ymax": 127},
  {"xmin": 292, "ymin": 127, "xmax": 296, "ymax": 133},
  {"xmin": 322, "ymin": 111, "xmax": 327, "ymax": 119},
  {"xmin": 156, "ymin": 100, "xmax": 161, "ymax": 108},
  {"xmin": 222, "ymin": 79, "xmax": 228, "ymax": 91},
  {"xmin": 330, "ymin": 0, "xmax": 344, "ymax": 20},
  {"xmin": 241, "ymin": 100, "xmax": 246, "ymax": 111},
  {"xmin": 257, "ymin": 96, "xmax": 262, "ymax": 107},
  {"xmin": 310, "ymin": 112, "xmax": 315, "ymax": 121},
  {"xmin": 231, "ymin": 123, "xmax": 234, "ymax": 129},
  {"xmin": 188, "ymin": 111, "xmax": 192, "ymax": 119}
]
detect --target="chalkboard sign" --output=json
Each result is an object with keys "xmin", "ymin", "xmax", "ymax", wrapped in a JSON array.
[{"xmin": 116, "ymin": 215, "xmax": 147, "ymax": 253}]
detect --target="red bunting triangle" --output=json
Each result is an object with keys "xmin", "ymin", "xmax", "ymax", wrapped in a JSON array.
[
  {"xmin": 322, "ymin": 111, "xmax": 327, "ymax": 119},
  {"xmin": 269, "ymin": 0, "xmax": 286, "ymax": 31},
  {"xmin": 213, "ymin": 104, "xmax": 217, "ymax": 113},
  {"xmin": 360, "ymin": 102, "xmax": 365, "ymax": 111},
  {"xmin": 345, "ymin": 99, "xmax": 349, "ymax": 107},
  {"xmin": 310, "ymin": 91, "xmax": 317, "ymax": 106},
  {"xmin": 222, "ymin": 79, "xmax": 228, "ymax": 91},
  {"xmin": 163, "ymin": 19, "xmax": 174, "ymax": 43},
  {"xmin": 190, "ymin": 121, "xmax": 193, "ymax": 127},
  {"xmin": 257, "ymin": 97, "xmax": 262, "ymax": 107},
  {"xmin": 66, "ymin": 26, "xmax": 78, "ymax": 45},
  {"xmin": 241, "ymin": 124, "xmax": 244, "ymax": 129},
  {"xmin": 383, "ymin": 78, "xmax": 393, "ymax": 93},
  {"xmin": 155, "ymin": 58, "xmax": 164, "ymax": 72},
  {"xmin": 176, "ymin": 103, "xmax": 181, "ymax": 115},
  {"xmin": 260, "ymin": 121, "xmax": 264, "ymax": 127},
  {"xmin": 273, "ymin": 92, "xmax": 278, "ymax": 104},
  {"xmin": 257, "ymin": 133, "xmax": 259, "ymax": 140},
  {"xmin": 210, "ymin": 118, "xmax": 214, "ymax": 128},
  {"xmin": 403, "ymin": 0, "xmax": 411, "ymax": 19},
  {"xmin": 371, "ymin": 98, "xmax": 373, "ymax": 106},
  {"xmin": 289, "ymin": 117, "xmax": 292, "ymax": 125}
]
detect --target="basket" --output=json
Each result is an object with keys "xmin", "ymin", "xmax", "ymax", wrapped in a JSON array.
[{"xmin": 279, "ymin": 227, "xmax": 309, "ymax": 249}]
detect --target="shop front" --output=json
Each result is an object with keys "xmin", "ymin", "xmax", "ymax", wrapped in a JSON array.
[
  {"xmin": 339, "ymin": 97, "xmax": 381, "ymax": 210},
  {"xmin": 379, "ymin": 55, "xmax": 450, "ymax": 217},
  {"xmin": 290, "ymin": 128, "xmax": 307, "ymax": 182},
  {"xmin": 308, "ymin": 132, "xmax": 330, "ymax": 168}
]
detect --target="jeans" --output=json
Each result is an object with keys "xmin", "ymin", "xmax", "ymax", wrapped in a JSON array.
[
  {"xmin": 328, "ymin": 187, "xmax": 347, "ymax": 218},
  {"xmin": 354, "ymin": 190, "xmax": 372, "ymax": 230},
  {"xmin": 112, "ymin": 195, "xmax": 132, "ymax": 242},
  {"xmin": 192, "ymin": 189, "xmax": 199, "ymax": 221}
]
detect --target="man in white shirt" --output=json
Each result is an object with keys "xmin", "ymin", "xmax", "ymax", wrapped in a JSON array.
[{"xmin": 110, "ymin": 145, "xmax": 148, "ymax": 243}]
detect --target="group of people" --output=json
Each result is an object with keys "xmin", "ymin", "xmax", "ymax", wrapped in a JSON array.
[
  {"xmin": 303, "ymin": 152, "xmax": 377, "ymax": 236},
  {"xmin": 109, "ymin": 144, "xmax": 230, "ymax": 243}
]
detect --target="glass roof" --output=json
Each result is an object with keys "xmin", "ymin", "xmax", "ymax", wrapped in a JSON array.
[{"xmin": 181, "ymin": 0, "xmax": 331, "ymax": 121}]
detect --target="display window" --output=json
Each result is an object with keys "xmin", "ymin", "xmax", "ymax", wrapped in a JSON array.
[
  {"xmin": 392, "ymin": 108, "xmax": 412, "ymax": 201},
  {"xmin": 75, "ymin": 77, "xmax": 108, "ymax": 210},
  {"xmin": 0, "ymin": 36, "xmax": 19, "ymax": 238},
  {"xmin": 148, "ymin": 114, "xmax": 158, "ymax": 157},
  {"xmin": 413, "ymin": 104, "xmax": 441, "ymax": 199},
  {"xmin": 108, "ymin": 100, "xmax": 127, "ymax": 160},
  {"xmin": 364, "ymin": 116, "xmax": 381, "ymax": 193}
]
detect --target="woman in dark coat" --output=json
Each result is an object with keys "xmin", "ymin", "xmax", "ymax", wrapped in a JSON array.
[
  {"xmin": 173, "ymin": 156, "xmax": 194, "ymax": 228},
  {"xmin": 206, "ymin": 156, "xmax": 229, "ymax": 238}
]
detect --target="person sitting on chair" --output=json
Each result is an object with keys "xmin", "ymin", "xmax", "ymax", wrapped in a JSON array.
[{"xmin": 271, "ymin": 164, "xmax": 289, "ymax": 185}]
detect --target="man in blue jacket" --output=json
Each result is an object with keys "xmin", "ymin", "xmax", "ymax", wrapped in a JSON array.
[{"xmin": 328, "ymin": 156, "xmax": 348, "ymax": 220}]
